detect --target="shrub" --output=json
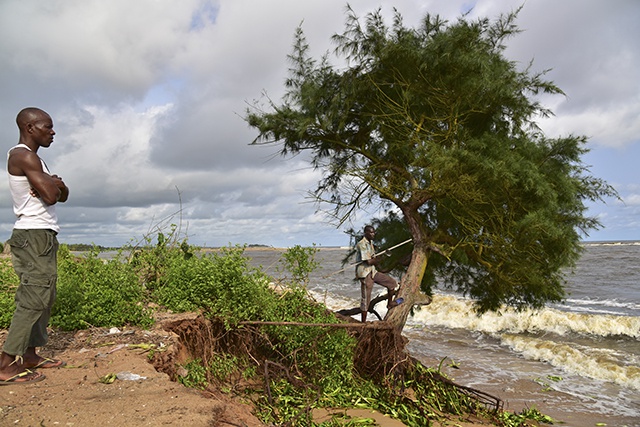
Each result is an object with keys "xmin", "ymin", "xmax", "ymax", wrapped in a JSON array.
[
  {"xmin": 152, "ymin": 245, "xmax": 277, "ymax": 325},
  {"xmin": 260, "ymin": 286, "xmax": 356, "ymax": 388},
  {"xmin": 53, "ymin": 245, "xmax": 153, "ymax": 330},
  {"xmin": 276, "ymin": 244, "xmax": 319, "ymax": 287},
  {"xmin": 0, "ymin": 257, "xmax": 19, "ymax": 328},
  {"xmin": 178, "ymin": 359, "xmax": 208, "ymax": 390}
]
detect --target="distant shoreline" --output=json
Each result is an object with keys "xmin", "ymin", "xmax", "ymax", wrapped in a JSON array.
[
  {"xmin": 41, "ymin": 239, "xmax": 640, "ymax": 253},
  {"xmin": 202, "ymin": 246, "xmax": 351, "ymax": 252}
]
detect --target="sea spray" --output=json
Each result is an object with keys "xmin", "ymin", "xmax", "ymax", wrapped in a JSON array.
[
  {"xmin": 501, "ymin": 334, "xmax": 640, "ymax": 390},
  {"xmin": 411, "ymin": 293, "xmax": 640, "ymax": 338},
  {"xmin": 309, "ymin": 289, "xmax": 358, "ymax": 312}
]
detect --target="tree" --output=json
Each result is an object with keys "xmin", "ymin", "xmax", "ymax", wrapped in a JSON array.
[{"xmin": 246, "ymin": 6, "xmax": 616, "ymax": 330}]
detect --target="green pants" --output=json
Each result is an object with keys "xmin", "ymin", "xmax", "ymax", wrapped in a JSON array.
[{"xmin": 2, "ymin": 229, "xmax": 58, "ymax": 356}]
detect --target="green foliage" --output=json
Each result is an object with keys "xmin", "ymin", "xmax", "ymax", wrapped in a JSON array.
[
  {"xmin": 178, "ymin": 359, "xmax": 208, "ymax": 390},
  {"xmin": 255, "ymin": 378, "xmax": 319, "ymax": 425},
  {"xmin": 177, "ymin": 354, "xmax": 257, "ymax": 394},
  {"xmin": 254, "ymin": 360, "xmax": 555, "ymax": 427},
  {"xmin": 246, "ymin": 6, "xmax": 617, "ymax": 315},
  {"xmin": 401, "ymin": 363, "xmax": 481, "ymax": 418},
  {"xmin": 151, "ymin": 245, "xmax": 277, "ymax": 326},
  {"xmin": 255, "ymin": 360, "xmax": 525, "ymax": 427},
  {"xmin": 204, "ymin": 355, "xmax": 237, "ymax": 383},
  {"xmin": 497, "ymin": 406, "xmax": 555, "ymax": 427},
  {"xmin": 277, "ymin": 244, "xmax": 320, "ymax": 287},
  {"xmin": 137, "ymin": 236, "xmax": 355, "ymax": 389},
  {"xmin": 0, "ymin": 257, "xmax": 19, "ymax": 328},
  {"xmin": 259, "ymin": 286, "xmax": 357, "ymax": 388},
  {"xmin": 53, "ymin": 245, "xmax": 154, "ymax": 330},
  {"xmin": 127, "ymin": 226, "xmax": 196, "ymax": 293}
]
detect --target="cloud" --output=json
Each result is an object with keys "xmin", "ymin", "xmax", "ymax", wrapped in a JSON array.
[
  {"xmin": 1, "ymin": 0, "xmax": 638, "ymax": 246},
  {"xmin": 622, "ymin": 193, "xmax": 640, "ymax": 207},
  {"xmin": 491, "ymin": 0, "xmax": 640, "ymax": 148},
  {"xmin": 0, "ymin": 0, "xmax": 206, "ymax": 98}
]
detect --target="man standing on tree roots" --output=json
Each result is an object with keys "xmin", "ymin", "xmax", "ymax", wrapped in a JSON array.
[
  {"xmin": 356, "ymin": 225, "xmax": 399, "ymax": 322},
  {"xmin": 0, "ymin": 107, "xmax": 69, "ymax": 385}
]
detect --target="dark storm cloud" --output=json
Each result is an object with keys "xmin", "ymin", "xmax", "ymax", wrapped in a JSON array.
[{"xmin": 0, "ymin": 0, "xmax": 638, "ymax": 246}]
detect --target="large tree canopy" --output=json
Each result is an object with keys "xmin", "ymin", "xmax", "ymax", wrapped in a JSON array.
[{"xmin": 246, "ymin": 6, "xmax": 616, "ymax": 326}]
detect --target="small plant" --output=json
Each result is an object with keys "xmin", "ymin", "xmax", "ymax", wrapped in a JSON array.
[
  {"xmin": 497, "ymin": 406, "xmax": 555, "ymax": 426},
  {"xmin": 178, "ymin": 359, "xmax": 208, "ymax": 390},
  {"xmin": 208, "ymin": 354, "xmax": 241, "ymax": 383},
  {"xmin": 277, "ymin": 244, "xmax": 319, "ymax": 287},
  {"xmin": 242, "ymin": 365, "xmax": 257, "ymax": 380}
]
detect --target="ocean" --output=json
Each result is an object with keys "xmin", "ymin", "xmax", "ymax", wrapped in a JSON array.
[{"xmin": 245, "ymin": 242, "xmax": 640, "ymax": 427}]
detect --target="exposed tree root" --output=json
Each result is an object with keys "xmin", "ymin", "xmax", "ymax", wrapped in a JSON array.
[
  {"xmin": 352, "ymin": 324, "xmax": 409, "ymax": 379},
  {"xmin": 153, "ymin": 313, "xmax": 503, "ymax": 419}
]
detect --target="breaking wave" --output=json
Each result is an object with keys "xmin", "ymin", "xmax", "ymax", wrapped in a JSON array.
[
  {"xmin": 411, "ymin": 294, "xmax": 640, "ymax": 339},
  {"xmin": 501, "ymin": 334, "xmax": 640, "ymax": 390}
]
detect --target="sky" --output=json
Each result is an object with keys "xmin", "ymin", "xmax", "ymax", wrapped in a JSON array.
[{"xmin": 0, "ymin": 0, "xmax": 638, "ymax": 248}]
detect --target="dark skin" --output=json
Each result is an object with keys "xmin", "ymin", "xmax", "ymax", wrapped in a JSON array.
[
  {"xmin": 9, "ymin": 109, "xmax": 68, "ymax": 204},
  {"xmin": 0, "ymin": 108, "xmax": 69, "ymax": 382},
  {"xmin": 362, "ymin": 226, "xmax": 379, "ymax": 266}
]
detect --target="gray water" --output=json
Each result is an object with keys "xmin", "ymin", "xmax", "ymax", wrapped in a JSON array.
[{"xmin": 246, "ymin": 242, "xmax": 640, "ymax": 427}]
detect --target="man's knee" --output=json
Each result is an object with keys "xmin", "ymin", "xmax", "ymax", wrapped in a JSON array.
[{"xmin": 374, "ymin": 272, "xmax": 396, "ymax": 290}]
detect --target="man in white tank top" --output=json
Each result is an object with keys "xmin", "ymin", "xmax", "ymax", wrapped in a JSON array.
[{"xmin": 0, "ymin": 108, "xmax": 69, "ymax": 385}]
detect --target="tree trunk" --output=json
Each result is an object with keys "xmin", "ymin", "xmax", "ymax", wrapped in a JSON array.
[
  {"xmin": 384, "ymin": 205, "xmax": 430, "ymax": 329},
  {"xmin": 384, "ymin": 246, "xmax": 428, "ymax": 328}
]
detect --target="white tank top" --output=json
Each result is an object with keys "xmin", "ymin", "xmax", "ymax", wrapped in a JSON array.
[{"xmin": 7, "ymin": 144, "xmax": 60, "ymax": 232}]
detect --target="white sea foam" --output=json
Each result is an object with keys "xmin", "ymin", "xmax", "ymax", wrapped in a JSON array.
[
  {"xmin": 308, "ymin": 289, "xmax": 358, "ymax": 311},
  {"xmin": 583, "ymin": 241, "xmax": 640, "ymax": 247},
  {"xmin": 501, "ymin": 334, "xmax": 640, "ymax": 390},
  {"xmin": 565, "ymin": 297, "xmax": 640, "ymax": 310},
  {"xmin": 411, "ymin": 294, "xmax": 640, "ymax": 338}
]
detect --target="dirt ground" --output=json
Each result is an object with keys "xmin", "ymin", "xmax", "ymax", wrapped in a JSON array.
[
  {"xmin": 0, "ymin": 312, "xmax": 494, "ymax": 427},
  {"xmin": 0, "ymin": 312, "xmax": 266, "ymax": 427}
]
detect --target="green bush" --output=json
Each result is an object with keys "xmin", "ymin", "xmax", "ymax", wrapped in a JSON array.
[
  {"xmin": 260, "ymin": 286, "xmax": 356, "ymax": 388},
  {"xmin": 53, "ymin": 245, "xmax": 154, "ymax": 330},
  {"xmin": 277, "ymin": 244, "xmax": 319, "ymax": 287},
  {"xmin": 178, "ymin": 359, "xmax": 208, "ymax": 390},
  {"xmin": 0, "ymin": 257, "xmax": 19, "ymax": 328},
  {"xmin": 151, "ymin": 245, "xmax": 277, "ymax": 325}
]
